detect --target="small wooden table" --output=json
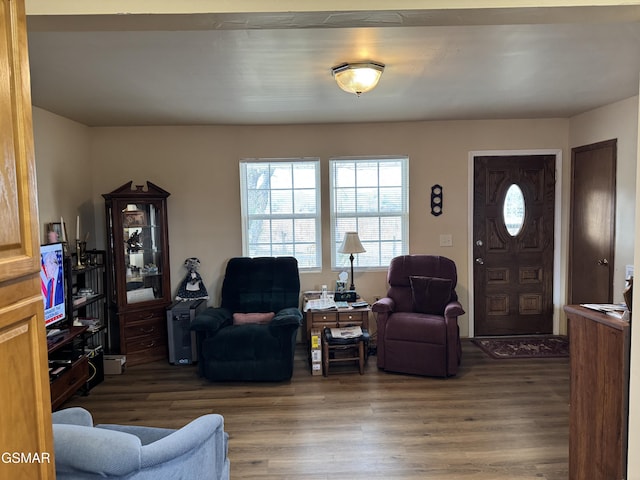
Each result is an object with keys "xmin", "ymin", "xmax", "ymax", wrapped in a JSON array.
[{"xmin": 322, "ymin": 328, "xmax": 368, "ymax": 376}]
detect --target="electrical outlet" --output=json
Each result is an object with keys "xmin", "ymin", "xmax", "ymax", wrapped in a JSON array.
[
  {"xmin": 439, "ymin": 234, "xmax": 453, "ymax": 247},
  {"xmin": 626, "ymin": 264, "xmax": 634, "ymax": 284},
  {"xmin": 626, "ymin": 264, "xmax": 634, "ymax": 278}
]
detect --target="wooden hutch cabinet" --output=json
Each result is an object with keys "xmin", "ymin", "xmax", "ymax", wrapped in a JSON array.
[{"xmin": 103, "ymin": 181, "xmax": 172, "ymax": 366}]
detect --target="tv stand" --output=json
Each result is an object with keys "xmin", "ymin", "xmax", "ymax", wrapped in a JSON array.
[{"xmin": 47, "ymin": 325, "xmax": 89, "ymax": 410}]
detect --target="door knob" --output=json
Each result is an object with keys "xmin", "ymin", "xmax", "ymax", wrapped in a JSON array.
[
  {"xmin": 598, "ymin": 258, "xmax": 609, "ymax": 266},
  {"xmin": 475, "ymin": 257, "xmax": 484, "ymax": 265}
]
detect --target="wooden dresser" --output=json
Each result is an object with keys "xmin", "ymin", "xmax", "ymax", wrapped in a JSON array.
[
  {"xmin": 564, "ymin": 305, "xmax": 630, "ymax": 480},
  {"xmin": 120, "ymin": 306, "xmax": 168, "ymax": 366}
]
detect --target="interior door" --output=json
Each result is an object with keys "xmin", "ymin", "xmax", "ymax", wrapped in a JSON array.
[
  {"xmin": 568, "ymin": 139, "xmax": 616, "ymax": 304},
  {"xmin": 473, "ymin": 155, "xmax": 555, "ymax": 336},
  {"xmin": 0, "ymin": 1, "xmax": 55, "ymax": 479}
]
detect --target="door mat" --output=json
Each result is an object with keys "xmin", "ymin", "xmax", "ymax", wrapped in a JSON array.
[{"xmin": 471, "ymin": 336, "xmax": 569, "ymax": 359}]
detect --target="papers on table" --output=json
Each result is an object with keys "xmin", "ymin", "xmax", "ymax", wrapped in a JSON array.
[
  {"xmin": 580, "ymin": 303, "xmax": 629, "ymax": 320},
  {"xmin": 330, "ymin": 326, "xmax": 363, "ymax": 339},
  {"xmin": 306, "ymin": 298, "xmax": 337, "ymax": 311},
  {"xmin": 304, "ymin": 298, "xmax": 369, "ymax": 311}
]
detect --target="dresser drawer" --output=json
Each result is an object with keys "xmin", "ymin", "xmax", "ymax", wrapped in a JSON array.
[
  {"xmin": 125, "ymin": 331, "xmax": 167, "ymax": 354},
  {"xmin": 124, "ymin": 317, "xmax": 165, "ymax": 340},
  {"xmin": 309, "ymin": 311, "xmax": 338, "ymax": 323},
  {"xmin": 338, "ymin": 311, "xmax": 367, "ymax": 325},
  {"xmin": 121, "ymin": 306, "xmax": 165, "ymax": 324}
]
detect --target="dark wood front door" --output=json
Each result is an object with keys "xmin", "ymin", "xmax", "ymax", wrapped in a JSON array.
[
  {"xmin": 568, "ymin": 139, "xmax": 616, "ymax": 304},
  {"xmin": 473, "ymin": 155, "xmax": 555, "ymax": 336}
]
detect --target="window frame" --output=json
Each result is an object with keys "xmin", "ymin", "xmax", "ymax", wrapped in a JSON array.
[
  {"xmin": 329, "ymin": 156, "xmax": 409, "ymax": 271},
  {"xmin": 239, "ymin": 158, "xmax": 322, "ymax": 271}
]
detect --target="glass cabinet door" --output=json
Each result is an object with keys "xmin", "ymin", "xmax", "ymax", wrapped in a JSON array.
[
  {"xmin": 121, "ymin": 201, "xmax": 165, "ymax": 305},
  {"xmin": 103, "ymin": 181, "xmax": 171, "ymax": 365}
]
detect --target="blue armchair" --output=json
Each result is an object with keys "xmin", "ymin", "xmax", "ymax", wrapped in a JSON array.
[
  {"xmin": 52, "ymin": 407, "xmax": 229, "ymax": 480},
  {"xmin": 192, "ymin": 256, "xmax": 302, "ymax": 382}
]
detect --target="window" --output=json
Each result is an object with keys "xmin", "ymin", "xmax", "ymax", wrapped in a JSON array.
[
  {"xmin": 240, "ymin": 159, "xmax": 321, "ymax": 269},
  {"xmin": 330, "ymin": 157, "xmax": 409, "ymax": 269}
]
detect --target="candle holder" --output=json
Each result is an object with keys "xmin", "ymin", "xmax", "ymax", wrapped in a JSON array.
[
  {"xmin": 76, "ymin": 240, "xmax": 87, "ymax": 269},
  {"xmin": 61, "ymin": 241, "xmax": 70, "ymax": 258}
]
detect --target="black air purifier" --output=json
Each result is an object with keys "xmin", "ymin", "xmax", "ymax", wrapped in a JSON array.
[{"xmin": 166, "ymin": 299, "xmax": 206, "ymax": 365}]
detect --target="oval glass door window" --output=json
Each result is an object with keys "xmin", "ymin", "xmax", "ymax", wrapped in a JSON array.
[{"xmin": 503, "ymin": 184, "xmax": 525, "ymax": 236}]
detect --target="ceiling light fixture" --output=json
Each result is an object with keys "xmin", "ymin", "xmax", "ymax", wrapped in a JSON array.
[{"xmin": 331, "ymin": 61, "xmax": 385, "ymax": 96}]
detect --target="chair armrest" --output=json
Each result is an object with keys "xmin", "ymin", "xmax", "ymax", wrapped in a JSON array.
[
  {"xmin": 270, "ymin": 307, "xmax": 303, "ymax": 327},
  {"xmin": 191, "ymin": 307, "xmax": 232, "ymax": 334},
  {"xmin": 444, "ymin": 300, "xmax": 465, "ymax": 318},
  {"xmin": 101, "ymin": 414, "xmax": 227, "ymax": 470},
  {"xmin": 372, "ymin": 297, "xmax": 395, "ymax": 313},
  {"xmin": 52, "ymin": 407, "xmax": 93, "ymax": 427},
  {"xmin": 53, "ymin": 424, "xmax": 142, "ymax": 476},
  {"xmin": 97, "ymin": 424, "xmax": 175, "ymax": 445}
]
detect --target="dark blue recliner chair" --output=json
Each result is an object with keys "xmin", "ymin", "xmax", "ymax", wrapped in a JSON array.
[{"xmin": 192, "ymin": 257, "xmax": 302, "ymax": 382}]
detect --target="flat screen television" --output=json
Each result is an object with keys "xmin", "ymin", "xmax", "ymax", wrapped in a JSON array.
[{"xmin": 40, "ymin": 242, "xmax": 67, "ymax": 328}]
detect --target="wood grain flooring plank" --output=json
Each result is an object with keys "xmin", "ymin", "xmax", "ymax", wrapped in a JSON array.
[{"xmin": 61, "ymin": 340, "xmax": 569, "ymax": 479}]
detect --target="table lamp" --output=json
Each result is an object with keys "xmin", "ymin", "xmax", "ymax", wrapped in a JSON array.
[{"xmin": 339, "ymin": 231, "xmax": 366, "ymax": 291}]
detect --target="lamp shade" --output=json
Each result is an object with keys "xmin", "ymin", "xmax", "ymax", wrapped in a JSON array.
[
  {"xmin": 339, "ymin": 232, "xmax": 366, "ymax": 254},
  {"xmin": 331, "ymin": 62, "xmax": 385, "ymax": 96}
]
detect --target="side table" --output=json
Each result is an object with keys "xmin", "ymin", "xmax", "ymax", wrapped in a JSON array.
[{"xmin": 304, "ymin": 303, "xmax": 370, "ymax": 344}]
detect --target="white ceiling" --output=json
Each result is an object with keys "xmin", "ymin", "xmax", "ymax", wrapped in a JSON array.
[{"xmin": 25, "ymin": 7, "xmax": 640, "ymax": 126}]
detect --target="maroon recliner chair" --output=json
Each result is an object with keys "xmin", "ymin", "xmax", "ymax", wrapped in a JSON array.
[{"xmin": 372, "ymin": 255, "xmax": 465, "ymax": 377}]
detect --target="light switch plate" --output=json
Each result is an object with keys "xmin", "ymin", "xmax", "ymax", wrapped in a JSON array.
[{"xmin": 440, "ymin": 234, "xmax": 453, "ymax": 247}]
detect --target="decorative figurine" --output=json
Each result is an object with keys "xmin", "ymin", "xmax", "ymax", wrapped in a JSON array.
[
  {"xmin": 176, "ymin": 257, "xmax": 209, "ymax": 301},
  {"xmin": 126, "ymin": 229, "xmax": 142, "ymax": 253}
]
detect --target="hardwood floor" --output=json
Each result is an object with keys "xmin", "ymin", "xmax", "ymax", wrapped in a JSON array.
[{"xmin": 62, "ymin": 340, "xmax": 569, "ymax": 479}]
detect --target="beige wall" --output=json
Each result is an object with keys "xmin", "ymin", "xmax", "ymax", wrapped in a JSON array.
[{"xmin": 33, "ymin": 108, "xmax": 94, "ymax": 246}]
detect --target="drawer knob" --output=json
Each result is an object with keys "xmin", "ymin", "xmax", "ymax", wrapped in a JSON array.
[{"xmin": 140, "ymin": 327, "xmax": 155, "ymax": 334}]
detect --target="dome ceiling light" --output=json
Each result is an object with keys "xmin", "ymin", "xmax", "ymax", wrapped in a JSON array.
[{"xmin": 331, "ymin": 61, "xmax": 385, "ymax": 96}]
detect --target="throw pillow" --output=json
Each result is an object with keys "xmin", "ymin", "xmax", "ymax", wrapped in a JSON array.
[
  {"xmin": 232, "ymin": 312, "xmax": 275, "ymax": 325},
  {"xmin": 409, "ymin": 276, "xmax": 452, "ymax": 315}
]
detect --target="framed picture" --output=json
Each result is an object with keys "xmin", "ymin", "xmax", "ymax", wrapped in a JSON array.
[
  {"xmin": 47, "ymin": 222, "xmax": 67, "ymax": 244},
  {"xmin": 122, "ymin": 210, "xmax": 146, "ymax": 228}
]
